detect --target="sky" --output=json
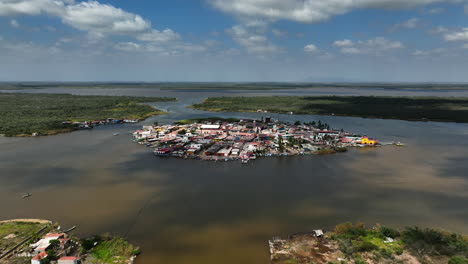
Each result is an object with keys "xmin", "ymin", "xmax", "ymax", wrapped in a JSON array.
[{"xmin": 1, "ymin": 0, "xmax": 468, "ymax": 82}]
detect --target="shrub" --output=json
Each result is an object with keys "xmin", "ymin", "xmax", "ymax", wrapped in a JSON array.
[
  {"xmin": 449, "ymin": 256, "xmax": 468, "ymax": 264},
  {"xmin": 379, "ymin": 226, "xmax": 400, "ymax": 239}
]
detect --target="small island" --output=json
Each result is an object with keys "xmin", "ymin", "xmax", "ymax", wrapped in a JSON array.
[
  {"xmin": 269, "ymin": 222, "xmax": 468, "ymax": 264},
  {"xmin": 132, "ymin": 117, "xmax": 397, "ymax": 163},
  {"xmin": 0, "ymin": 93, "xmax": 175, "ymax": 137},
  {"xmin": 191, "ymin": 96, "xmax": 468, "ymax": 123},
  {"xmin": 0, "ymin": 219, "xmax": 139, "ymax": 264}
]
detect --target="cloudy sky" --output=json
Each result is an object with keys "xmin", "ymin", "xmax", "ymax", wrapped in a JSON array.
[{"xmin": 1, "ymin": 0, "xmax": 468, "ymax": 82}]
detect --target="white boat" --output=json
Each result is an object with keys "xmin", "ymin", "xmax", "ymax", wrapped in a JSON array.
[{"xmin": 22, "ymin": 193, "xmax": 32, "ymax": 198}]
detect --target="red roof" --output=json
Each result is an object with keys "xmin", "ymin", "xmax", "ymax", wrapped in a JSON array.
[
  {"xmin": 59, "ymin": 256, "xmax": 79, "ymax": 260},
  {"xmin": 45, "ymin": 233, "xmax": 64, "ymax": 238},
  {"xmin": 32, "ymin": 251, "xmax": 48, "ymax": 260}
]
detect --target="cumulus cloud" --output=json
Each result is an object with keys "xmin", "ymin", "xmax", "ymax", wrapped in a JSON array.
[
  {"xmin": 304, "ymin": 44, "xmax": 319, "ymax": 53},
  {"xmin": 0, "ymin": 0, "xmax": 178, "ymax": 40},
  {"xmin": 0, "ymin": 0, "xmax": 72, "ymax": 16},
  {"xmin": 332, "ymin": 39, "xmax": 353, "ymax": 47},
  {"xmin": 227, "ymin": 24, "xmax": 279, "ymax": 55},
  {"xmin": 444, "ymin": 28, "xmax": 468, "ymax": 41},
  {"xmin": 334, "ymin": 37, "xmax": 404, "ymax": 55},
  {"xmin": 208, "ymin": 0, "xmax": 460, "ymax": 23}
]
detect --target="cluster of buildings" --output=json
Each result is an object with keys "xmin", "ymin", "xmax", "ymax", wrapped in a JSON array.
[
  {"xmin": 30, "ymin": 233, "xmax": 79, "ymax": 264},
  {"xmin": 133, "ymin": 118, "xmax": 380, "ymax": 162},
  {"xmin": 62, "ymin": 118, "xmax": 139, "ymax": 130}
]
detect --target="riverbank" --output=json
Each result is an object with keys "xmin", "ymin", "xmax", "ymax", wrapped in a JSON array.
[
  {"xmin": 0, "ymin": 219, "xmax": 139, "ymax": 264},
  {"xmin": 0, "ymin": 93, "xmax": 176, "ymax": 137},
  {"xmin": 191, "ymin": 96, "xmax": 468, "ymax": 123},
  {"xmin": 270, "ymin": 223, "xmax": 468, "ymax": 264}
]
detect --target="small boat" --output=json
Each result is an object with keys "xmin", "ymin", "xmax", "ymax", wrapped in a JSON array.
[
  {"xmin": 63, "ymin": 226, "xmax": 77, "ymax": 233},
  {"xmin": 113, "ymin": 132, "xmax": 120, "ymax": 136},
  {"xmin": 395, "ymin": 142, "xmax": 405, "ymax": 146},
  {"xmin": 22, "ymin": 193, "xmax": 32, "ymax": 198}
]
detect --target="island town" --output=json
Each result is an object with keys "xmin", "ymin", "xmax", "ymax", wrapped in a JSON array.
[{"xmin": 132, "ymin": 117, "xmax": 398, "ymax": 163}]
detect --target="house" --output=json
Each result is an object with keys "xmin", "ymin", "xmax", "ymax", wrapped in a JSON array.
[
  {"xmin": 58, "ymin": 256, "xmax": 80, "ymax": 264},
  {"xmin": 31, "ymin": 233, "xmax": 65, "ymax": 254},
  {"xmin": 31, "ymin": 252, "xmax": 48, "ymax": 264}
]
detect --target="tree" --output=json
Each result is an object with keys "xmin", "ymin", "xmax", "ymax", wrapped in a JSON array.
[{"xmin": 294, "ymin": 120, "xmax": 301, "ymax": 126}]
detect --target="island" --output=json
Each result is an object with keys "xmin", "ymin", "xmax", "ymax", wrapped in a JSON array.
[
  {"xmin": 132, "ymin": 118, "xmax": 398, "ymax": 163},
  {"xmin": 0, "ymin": 93, "xmax": 175, "ymax": 137},
  {"xmin": 0, "ymin": 219, "xmax": 139, "ymax": 264},
  {"xmin": 269, "ymin": 222, "xmax": 468, "ymax": 264},
  {"xmin": 191, "ymin": 96, "xmax": 468, "ymax": 123}
]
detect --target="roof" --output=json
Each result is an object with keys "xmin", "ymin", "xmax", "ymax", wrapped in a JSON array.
[
  {"xmin": 201, "ymin": 124, "xmax": 220, "ymax": 129},
  {"xmin": 32, "ymin": 251, "xmax": 48, "ymax": 260},
  {"xmin": 59, "ymin": 256, "xmax": 79, "ymax": 260},
  {"xmin": 45, "ymin": 233, "xmax": 65, "ymax": 238}
]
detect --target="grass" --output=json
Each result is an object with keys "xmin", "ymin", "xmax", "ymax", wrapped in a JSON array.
[
  {"xmin": 0, "ymin": 221, "xmax": 49, "ymax": 251},
  {"xmin": 90, "ymin": 237, "xmax": 139, "ymax": 264},
  {"xmin": 0, "ymin": 93, "xmax": 175, "ymax": 136},
  {"xmin": 191, "ymin": 95, "xmax": 468, "ymax": 123}
]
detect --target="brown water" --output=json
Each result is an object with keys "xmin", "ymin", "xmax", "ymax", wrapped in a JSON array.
[{"xmin": 1, "ymin": 87, "xmax": 468, "ymax": 264}]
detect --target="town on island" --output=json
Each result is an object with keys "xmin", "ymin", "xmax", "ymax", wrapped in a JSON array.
[{"xmin": 132, "ymin": 117, "xmax": 404, "ymax": 163}]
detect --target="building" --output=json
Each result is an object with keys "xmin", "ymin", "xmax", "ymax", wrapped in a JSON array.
[
  {"xmin": 58, "ymin": 256, "xmax": 80, "ymax": 264},
  {"xmin": 31, "ymin": 233, "xmax": 65, "ymax": 254},
  {"xmin": 31, "ymin": 252, "xmax": 48, "ymax": 264}
]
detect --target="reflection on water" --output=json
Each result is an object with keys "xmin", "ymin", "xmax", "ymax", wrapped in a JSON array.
[{"xmin": 1, "ymin": 88, "xmax": 468, "ymax": 264}]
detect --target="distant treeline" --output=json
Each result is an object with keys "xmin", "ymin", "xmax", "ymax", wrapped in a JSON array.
[
  {"xmin": 2, "ymin": 82, "xmax": 468, "ymax": 90},
  {"xmin": 191, "ymin": 96, "xmax": 468, "ymax": 123},
  {"xmin": 0, "ymin": 93, "xmax": 175, "ymax": 136}
]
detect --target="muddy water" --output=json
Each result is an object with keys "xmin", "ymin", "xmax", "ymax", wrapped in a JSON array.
[{"xmin": 0, "ymin": 88, "xmax": 467, "ymax": 264}]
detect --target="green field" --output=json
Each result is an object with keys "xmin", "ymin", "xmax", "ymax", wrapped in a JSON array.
[
  {"xmin": 191, "ymin": 96, "xmax": 468, "ymax": 123},
  {"xmin": 0, "ymin": 93, "xmax": 175, "ymax": 136}
]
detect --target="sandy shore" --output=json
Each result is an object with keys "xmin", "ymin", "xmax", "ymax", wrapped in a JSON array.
[{"xmin": 0, "ymin": 219, "xmax": 52, "ymax": 224}]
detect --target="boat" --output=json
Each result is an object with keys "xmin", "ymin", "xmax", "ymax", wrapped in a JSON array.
[
  {"xmin": 113, "ymin": 132, "xmax": 119, "ymax": 136},
  {"xmin": 22, "ymin": 193, "xmax": 32, "ymax": 198},
  {"xmin": 395, "ymin": 142, "xmax": 405, "ymax": 146},
  {"xmin": 63, "ymin": 226, "xmax": 77, "ymax": 233}
]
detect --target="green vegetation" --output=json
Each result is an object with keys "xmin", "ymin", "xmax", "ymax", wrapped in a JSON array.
[
  {"xmin": 87, "ymin": 236, "xmax": 140, "ymax": 264},
  {"xmin": 0, "ymin": 221, "xmax": 50, "ymax": 251},
  {"xmin": 330, "ymin": 222, "xmax": 467, "ymax": 263},
  {"xmin": 174, "ymin": 117, "xmax": 240, "ymax": 125},
  {"xmin": 0, "ymin": 93, "xmax": 175, "ymax": 136},
  {"xmin": 192, "ymin": 96, "xmax": 468, "ymax": 123}
]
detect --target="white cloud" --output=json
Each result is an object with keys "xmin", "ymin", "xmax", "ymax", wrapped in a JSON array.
[
  {"xmin": 465, "ymin": 4, "xmax": 468, "ymax": 14},
  {"xmin": 335, "ymin": 37, "xmax": 404, "ymax": 55},
  {"xmin": 60, "ymin": 1, "xmax": 150, "ymax": 35},
  {"xmin": 227, "ymin": 24, "xmax": 279, "ymax": 55},
  {"xmin": 427, "ymin": 7, "xmax": 445, "ymax": 14},
  {"xmin": 463, "ymin": 43, "xmax": 468, "ymax": 49},
  {"xmin": 304, "ymin": 44, "xmax": 319, "ymax": 54},
  {"xmin": 271, "ymin": 28, "xmax": 287, "ymax": 37},
  {"xmin": 444, "ymin": 28, "xmax": 468, "ymax": 41},
  {"xmin": 413, "ymin": 48, "xmax": 445, "ymax": 56},
  {"xmin": 208, "ymin": 0, "xmax": 460, "ymax": 23},
  {"xmin": 332, "ymin": 39, "xmax": 353, "ymax": 47},
  {"xmin": 114, "ymin": 42, "xmax": 141, "ymax": 52},
  {"xmin": 0, "ymin": 0, "xmax": 72, "ymax": 16},
  {"xmin": 137, "ymin": 29, "xmax": 180, "ymax": 43},
  {"xmin": 10, "ymin": 18, "xmax": 19, "ymax": 27}
]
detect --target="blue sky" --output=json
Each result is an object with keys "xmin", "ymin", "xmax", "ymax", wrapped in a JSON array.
[{"xmin": 1, "ymin": 0, "xmax": 468, "ymax": 82}]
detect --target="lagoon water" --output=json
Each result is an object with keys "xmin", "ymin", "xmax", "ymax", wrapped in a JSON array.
[{"xmin": 1, "ymin": 87, "xmax": 468, "ymax": 264}]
